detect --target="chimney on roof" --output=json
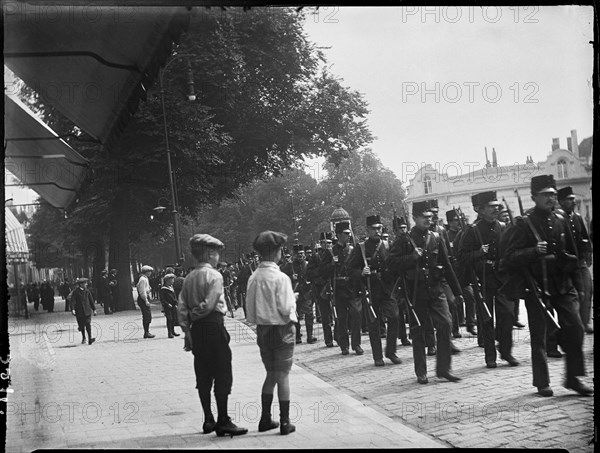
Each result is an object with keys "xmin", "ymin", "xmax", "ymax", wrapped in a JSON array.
[
  {"xmin": 567, "ymin": 137, "xmax": 572, "ymax": 152},
  {"xmin": 552, "ymin": 138, "xmax": 560, "ymax": 152},
  {"xmin": 571, "ymin": 129, "xmax": 579, "ymax": 158},
  {"xmin": 485, "ymin": 147, "xmax": 491, "ymax": 168},
  {"xmin": 492, "ymin": 148, "xmax": 497, "ymax": 167}
]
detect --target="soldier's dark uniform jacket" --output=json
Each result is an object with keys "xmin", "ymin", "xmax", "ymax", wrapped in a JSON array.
[
  {"xmin": 321, "ymin": 240, "xmax": 354, "ymax": 295},
  {"xmin": 556, "ymin": 208, "xmax": 592, "ymax": 264},
  {"xmin": 388, "ymin": 229, "xmax": 462, "ymax": 297},
  {"xmin": 280, "ymin": 259, "xmax": 312, "ymax": 313},
  {"xmin": 500, "ymin": 208, "xmax": 578, "ymax": 299},
  {"xmin": 457, "ymin": 219, "xmax": 507, "ymax": 289},
  {"xmin": 347, "ymin": 238, "xmax": 396, "ymax": 296}
]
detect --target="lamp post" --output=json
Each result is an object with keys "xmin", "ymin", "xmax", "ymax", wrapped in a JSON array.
[{"xmin": 158, "ymin": 54, "xmax": 196, "ymax": 265}]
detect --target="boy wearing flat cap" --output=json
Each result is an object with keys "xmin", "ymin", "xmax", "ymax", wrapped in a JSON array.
[
  {"xmin": 71, "ymin": 278, "xmax": 96, "ymax": 345},
  {"xmin": 500, "ymin": 175, "xmax": 592, "ymax": 397},
  {"xmin": 178, "ymin": 234, "xmax": 248, "ymax": 437},
  {"xmin": 246, "ymin": 230, "xmax": 298, "ymax": 435}
]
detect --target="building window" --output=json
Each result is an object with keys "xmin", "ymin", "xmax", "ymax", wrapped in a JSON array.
[
  {"xmin": 557, "ymin": 159, "xmax": 568, "ymax": 179},
  {"xmin": 423, "ymin": 175, "xmax": 432, "ymax": 194}
]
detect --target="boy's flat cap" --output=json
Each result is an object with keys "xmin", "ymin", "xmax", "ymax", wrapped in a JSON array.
[
  {"xmin": 253, "ymin": 231, "xmax": 287, "ymax": 250},
  {"xmin": 189, "ymin": 234, "xmax": 224, "ymax": 248}
]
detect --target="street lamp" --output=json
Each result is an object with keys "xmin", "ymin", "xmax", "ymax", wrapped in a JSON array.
[{"xmin": 158, "ymin": 54, "xmax": 196, "ymax": 265}]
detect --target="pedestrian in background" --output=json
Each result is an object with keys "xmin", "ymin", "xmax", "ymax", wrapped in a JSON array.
[
  {"xmin": 71, "ymin": 278, "xmax": 96, "ymax": 345},
  {"xmin": 246, "ymin": 230, "xmax": 297, "ymax": 435},
  {"xmin": 137, "ymin": 265, "xmax": 155, "ymax": 338},
  {"xmin": 178, "ymin": 234, "xmax": 247, "ymax": 437},
  {"xmin": 160, "ymin": 273, "xmax": 180, "ymax": 338}
]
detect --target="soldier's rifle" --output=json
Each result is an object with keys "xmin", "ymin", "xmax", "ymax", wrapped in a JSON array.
[
  {"xmin": 471, "ymin": 223, "xmax": 493, "ymax": 321},
  {"xmin": 502, "ymin": 196, "xmax": 514, "ymax": 224},
  {"xmin": 358, "ymin": 242, "xmax": 378, "ymax": 323},
  {"xmin": 514, "ymin": 189, "xmax": 525, "ymax": 216},
  {"xmin": 330, "ymin": 262, "xmax": 338, "ymax": 322},
  {"xmin": 523, "ymin": 216, "xmax": 561, "ymax": 329}
]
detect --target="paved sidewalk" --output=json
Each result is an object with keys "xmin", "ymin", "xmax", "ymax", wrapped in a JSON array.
[{"xmin": 6, "ymin": 298, "xmax": 443, "ymax": 450}]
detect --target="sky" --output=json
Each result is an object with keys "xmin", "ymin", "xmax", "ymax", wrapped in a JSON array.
[{"xmin": 301, "ymin": 6, "xmax": 594, "ymax": 184}]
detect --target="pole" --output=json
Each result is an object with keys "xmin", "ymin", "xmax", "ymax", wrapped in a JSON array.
[{"xmin": 159, "ymin": 69, "xmax": 183, "ymax": 265}]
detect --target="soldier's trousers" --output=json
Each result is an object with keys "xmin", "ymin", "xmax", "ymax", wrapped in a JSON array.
[
  {"xmin": 335, "ymin": 288, "xmax": 362, "ymax": 351},
  {"xmin": 397, "ymin": 304, "xmax": 409, "ymax": 341},
  {"xmin": 442, "ymin": 282, "xmax": 460, "ymax": 336},
  {"xmin": 573, "ymin": 263, "xmax": 593, "ymax": 327},
  {"xmin": 462, "ymin": 285, "xmax": 477, "ymax": 328},
  {"xmin": 481, "ymin": 286, "xmax": 514, "ymax": 363},
  {"xmin": 365, "ymin": 288, "xmax": 398, "ymax": 360},
  {"xmin": 409, "ymin": 281, "xmax": 453, "ymax": 377},
  {"xmin": 316, "ymin": 291, "xmax": 334, "ymax": 345},
  {"xmin": 524, "ymin": 287, "xmax": 585, "ymax": 388}
]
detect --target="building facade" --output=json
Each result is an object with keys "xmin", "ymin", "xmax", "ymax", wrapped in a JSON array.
[{"xmin": 405, "ymin": 130, "xmax": 593, "ymax": 228}]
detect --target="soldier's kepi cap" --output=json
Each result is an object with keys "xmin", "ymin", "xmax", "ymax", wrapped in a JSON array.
[
  {"xmin": 253, "ymin": 231, "xmax": 287, "ymax": 254},
  {"xmin": 293, "ymin": 244, "xmax": 304, "ymax": 253},
  {"xmin": 335, "ymin": 221, "xmax": 351, "ymax": 234},
  {"xmin": 557, "ymin": 186, "xmax": 575, "ymax": 201},
  {"xmin": 471, "ymin": 191, "xmax": 499, "ymax": 208},
  {"xmin": 446, "ymin": 210, "xmax": 459, "ymax": 222},
  {"xmin": 189, "ymin": 234, "xmax": 225, "ymax": 249},
  {"xmin": 366, "ymin": 214, "xmax": 383, "ymax": 227},
  {"xmin": 425, "ymin": 199, "xmax": 438, "ymax": 211},
  {"xmin": 319, "ymin": 232, "xmax": 334, "ymax": 241},
  {"xmin": 163, "ymin": 273, "xmax": 176, "ymax": 280},
  {"xmin": 304, "ymin": 245, "xmax": 313, "ymax": 253},
  {"xmin": 76, "ymin": 277, "xmax": 88, "ymax": 284},
  {"xmin": 412, "ymin": 201, "xmax": 432, "ymax": 216},
  {"xmin": 531, "ymin": 174, "xmax": 557, "ymax": 194}
]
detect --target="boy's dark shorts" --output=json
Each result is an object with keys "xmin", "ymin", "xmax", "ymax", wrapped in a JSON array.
[{"xmin": 257, "ymin": 322, "xmax": 295, "ymax": 372}]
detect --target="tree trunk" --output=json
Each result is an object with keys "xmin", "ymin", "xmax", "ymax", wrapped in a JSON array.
[
  {"xmin": 91, "ymin": 235, "xmax": 106, "ymax": 292},
  {"xmin": 108, "ymin": 190, "xmax": 135, "ymax": 311}
]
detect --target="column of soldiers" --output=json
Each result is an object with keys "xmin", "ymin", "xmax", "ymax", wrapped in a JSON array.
[{"xmin": 229, "ymin": 174, "xmax": 592, "ymax": 395}]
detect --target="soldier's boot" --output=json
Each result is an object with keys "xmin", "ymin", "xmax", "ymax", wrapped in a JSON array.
[
  {"xmin": 258, "ymin": 393, "xmax": 279, "ymax": 432},
  {"xmin": 295, "ymin": 322, "xmax": 302, "ymax": 344},
  {"xmin": 306, "ymin": 320, "xmax": 317, "ymax": 344},
  {"xmin": 167, "ymin": 319, "xmax": 174, "ymax": 338},
  {"xmin": 279, "ymin": 401, "xmax": 296, "ymax": 435}
]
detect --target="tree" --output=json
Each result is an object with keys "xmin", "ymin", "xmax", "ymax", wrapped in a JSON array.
[{"xmin": 23, "ymin": 7, "xmax": 374, "ymax": 309}]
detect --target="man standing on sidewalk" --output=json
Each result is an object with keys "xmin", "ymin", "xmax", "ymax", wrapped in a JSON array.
[
  {"xmin": 137, "ymin": 265, "xmax": 155, "ymax": 338},
  {"xmin": 71, "ymin": 278, "xmax": 96, "ymax": 345},
  {"xmin": 98, "ymin": 270, "xmax": 113, "ymax": 315}
]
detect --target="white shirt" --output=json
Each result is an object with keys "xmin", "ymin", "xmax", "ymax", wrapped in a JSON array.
[
  {"xmin": 246, "ymin": 261, "xmax": 298, "ymax": 325},
  {"xmin": 136, "ymin": 275, "xmax": 151, "ymax": 302}
]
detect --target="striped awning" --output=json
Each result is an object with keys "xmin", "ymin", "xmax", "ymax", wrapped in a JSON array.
[{"xmin": 5, "ymin": 207, "xmax": 29, "ymax": 264}]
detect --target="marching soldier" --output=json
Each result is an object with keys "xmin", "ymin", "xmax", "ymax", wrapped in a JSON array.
[
  {"xmin": 307, "ymin": 242, "xmax": 334, "ymax": 347},
  {"xmin": 557, "ymin": 186, "xmax": 593, "ymax": 334},
  {"xmin": 388, "ymin": 201, "xmax": 462, "ymax": 383},
  {"xmin": 457, "ymin": 191, "xmax": 519, "ymax": 369},
  {"xmin": 348, "ymin": 215, "xmax": 401, "ymax": 367},
  {"xmin": 395, "ymin": 217, "xmax": 412, "ymax": 347},
  {"xmin": 281, "ymin": 244, "xmax": 316, "ymax": 344},
  {"xmin": 322, "ymin": 221, "xmax": 364, "ymax": 355},
  {"xmin": 427, "ymin": 200, "xmax": 462, "ymax": 342},
  {"xmin": 500, "ymin": 175, "xmax": 592, "ymax": 396}
]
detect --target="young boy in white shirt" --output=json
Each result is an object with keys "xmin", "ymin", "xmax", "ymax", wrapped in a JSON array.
[{"xmin": 246, "ymin": 231, "xmax": 298, "ymax": 435}]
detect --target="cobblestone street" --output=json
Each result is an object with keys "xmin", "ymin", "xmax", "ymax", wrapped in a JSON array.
[{"xmin": 284, "ymin": 298, "xmax": 595, "ymax": 451}]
